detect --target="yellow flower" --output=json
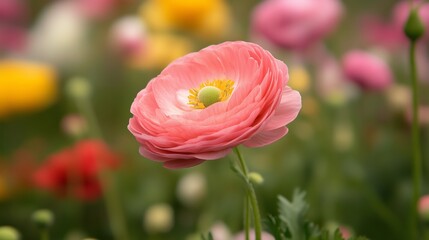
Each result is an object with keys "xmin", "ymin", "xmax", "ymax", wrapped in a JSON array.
[
  {"xmin": 0, "ymin": 60, "xmax": 57, "ymax": 118},
  {"xmin": 139, "ymin": 0, "xmax": 231, "ymax": 40},
  {"xmin": 128, "ymin": 33, "xmax": 192, "ymax": 69},
  {"xmin": 289, "ymin": 65, "xmax": 310, "ymax": 93}
]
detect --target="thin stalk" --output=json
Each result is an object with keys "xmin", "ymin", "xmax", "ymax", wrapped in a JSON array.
[
  {"xmin": 40, "ymin": 229, "xmax": 49, "ymax": 240},
  {"xmin": 75, "ymin": 96, "xmax": 129, "ymax": 240},
  {"xmin": 234, "ymin": 147, "xmax": 262, "ymax": 240},
  {"xmin": 410, "ymin": 40, "xmax": 422, "ymax": 240},
  {"xmin": 245, "ymin": 197, "xmax": 250, "ymax": 240}
]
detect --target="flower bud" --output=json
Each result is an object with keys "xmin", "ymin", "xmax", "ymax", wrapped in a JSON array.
[
  {"xmin": 248, "ymin": 172, "xmax": 264, "ymax": 185},
  {"xmin": 32, "ymin": 209, "xmax": 54, "ymax": 228},
  {"xmin": 66, "ymin": 77, "xmax": 91, "ymax": 99},
  {"xmin": 0, "ymin": 226, "xmax": 20, "ymax": 240},
  {"xmin": 404, "ymin": 8, "xmax": 425, "ymax": 41},
  {"xmin": 176, "ymin": 172, "xmax": 206, "ymax": 207},
  {"xmin": 144, "ymin": 204, "xmax": 173, "ymax": 233},
  {"xmin": 61, "ymin": 114, "xmax": 87, "ymax": 138}
]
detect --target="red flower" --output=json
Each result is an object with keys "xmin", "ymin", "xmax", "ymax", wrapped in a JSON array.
[{"xmin": 33, "ymin": 140, "xmax": 120, "ymax": 201}]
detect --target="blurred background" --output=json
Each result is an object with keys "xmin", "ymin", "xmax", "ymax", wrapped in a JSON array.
[{"xmin": 1, "ymin": 0, "xmax": 429, "ymax": 239}]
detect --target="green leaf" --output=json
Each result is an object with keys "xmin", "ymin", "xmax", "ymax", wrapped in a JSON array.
[
  {"xmin": 278, "ymin": 189, "xmax": 309, "ymax": 240},
  {"xmin": 265, "ymin": 215, "xmax": 287, "ymax": 240},
  {"xmin": 229, "ymin": 160, "xmax": 249, "ymax": 184},
  {"xmin": 200, "ymin": 232, "xmax": 214, "ymax": 240}
]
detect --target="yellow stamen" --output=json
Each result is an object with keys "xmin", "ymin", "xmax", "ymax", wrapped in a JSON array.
[{"xmin": 188, "ymin": 79, "xmax": 234, "ymax": 109}]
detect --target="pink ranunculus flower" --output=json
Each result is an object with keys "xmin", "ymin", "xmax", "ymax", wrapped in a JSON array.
[
  {"xmin": 128, "ymin": 41, "xmax": 301, "ymax": 169},
  {"xmin": 342, "ymin": 50, "xmax": 393, "ymax": 91},
  {"xmin": 251, "ymin": 0, "xmax": 342, "ymax": 51}
]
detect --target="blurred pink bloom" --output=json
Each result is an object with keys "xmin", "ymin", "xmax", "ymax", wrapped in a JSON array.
[
  {"xmin": 61, "ymin": 114, "xmax": 87, "ymax": 137},
  {"xmin": 393, "ymin": 1, "xmax": 429, "ymax": 40},
  {"xmin": 360, "ymin": 16, "xmax": 405, "ymax": 50},
  {"xmin": 0, "ymin": 25, "xmax": 27, "ymax": 51},
  {"xmin": 251, "ymin": 0, "xmax": 342, "ymax": 51},
  {"xmin": 75, "ymin": 0, "xmax": 117, "ymax": 20},
  {"xmin": 342, "ymin": 50, "xmax": 393, "ymax": 91},
  {"xmin": 339, "ymin": 226, "xmax": 352, "ymax": 240},
  {"xmin": 0, "ymin": 0, "xmax": 26, "ymax": 23},
  {"xmin": 405, "ymin": 105, "xmax": 429, "ymax": 126},
  {"xmin": 234, "ymin": 230, "xmax": 274, "ymax": 240},
  {"xmin": 128, "ymin": 41, "xmax": 301, "ymax": 169},
  {"xmin": 210, "ymin": 222, "xmax": 232, "ymax": 240},
  {"xmin": 109, "ymin": 16, "xmax": 146, "ymax": 58},
  {"xmin": 419, "ymin": 195, "xmax": 429, "ymax": 220}
]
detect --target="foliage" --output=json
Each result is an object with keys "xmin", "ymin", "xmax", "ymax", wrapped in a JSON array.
[{"xmin": 266, "ymin": 190, "xmax": 368, "ymax": 240}]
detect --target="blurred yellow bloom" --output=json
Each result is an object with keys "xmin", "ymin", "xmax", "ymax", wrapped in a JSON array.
[
  {"xmin": 129, "ymin": 33, "xmax": 192, "ymax": 69},
  {"xmin": 0, "ymin": 60, "xmax": 57, "ymax": 118},
  {"xmin": 289, "ymin": 65, "xmax": 310, "ymax": 93},
  {"xmin": 140, "ymin": 0, "xmax": 231, "ymax": 39}
]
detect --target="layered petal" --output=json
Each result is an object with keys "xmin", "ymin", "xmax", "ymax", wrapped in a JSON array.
[{"xmin": 128, "ymin": 41, "xmax": 301, "ymax": 168}]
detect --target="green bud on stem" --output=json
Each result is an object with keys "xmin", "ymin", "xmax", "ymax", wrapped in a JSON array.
[{"xmin": 404, "ymin": 8, "xmax": 425, "ymax": 41}]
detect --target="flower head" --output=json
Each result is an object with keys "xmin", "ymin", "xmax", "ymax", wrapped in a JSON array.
[
  {"xmin": 0, "ymin": 60, "xmax": 57, "ymax": 118},
  {"xmin": 342, "ymin": 50, "xmax": 393, "ymax": 91},
  {"xmin": 251, "ymin": 0, "xmax": 342, "ymax": 51},
  {"xmin": 129, "ymin": 41, "xmax": 301, "ymax": 169},
  {"xmin": 33, "ymin": 140, "xmax": 120, "ymax": 201},
  {"xmin": 139, "ymin": 0, "xmax": 231, "ymax": 39}
]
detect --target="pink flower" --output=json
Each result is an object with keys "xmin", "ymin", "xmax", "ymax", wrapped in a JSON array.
[
  {"xmin": 0, "ymin": 25, "xmax": 27, "ymax": 52},
  {"xmin": 342, "ymin": 50, "xmax": 393, "ymax": 91},
  {"xmin": 251, "ymin": 0, "xmax": 342, "ymax": 51},
  {"xmin": 339, "ymin": 226, "xmax": 352, "ymax": 240},
  {"xmin": 419, "ymin": 195, "xmax": 429, "ymax": 220},
  {"xmin": 109, "ymin": 16, "xmax": 146, "ymax": 58},
  {"xmin": 76, "ymin": 0, "xmax": 117, "ymax": 20},
  {"xmin": 405, "ymin": 105, "xmax": 429, "ymax": 126},
  {"xmin": 0, "ymin": 0, "xmax": 27, "ymax": 23},
  {"xmin": 128, "ymin": 41, "xmax": 301, "ymax": 169},
  {"xmin": 360, "ymin": 16, "xmax": 406, "ymax": 50}
]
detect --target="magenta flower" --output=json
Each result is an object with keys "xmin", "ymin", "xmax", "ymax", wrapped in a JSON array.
[
  {"xmin": 128, "ymin": 41, "xmax": 301, "ymax": 169},
  {"xmin": 0, "ymin": 0, "xmax": 27, "ymax": 23},
  {"xmin": 251, "ymin": 0, "xmax": 342, "ymax": 51},
  {"xmin": 342, "ymin": 50, "xmax": 393, "ymax": 91}
]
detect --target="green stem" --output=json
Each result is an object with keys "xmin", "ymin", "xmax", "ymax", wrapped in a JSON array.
[
  {"xmin": 410, "ymin": 40, "xmax": 422, "ymax": 240},
  {"xmin": 40, "ymin": 229, "xmax": 49, "ymax": 240},
  {"xmin": 245, "ymin": 197, "xmax": 250, "ymax": 240},
  {"xmin": 234, "ymin": 147, "xmax": 262, "ymax": 240},
  {"xmin": 75, "ymin": 96, "xmax": 129, "ymax": 240}
]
